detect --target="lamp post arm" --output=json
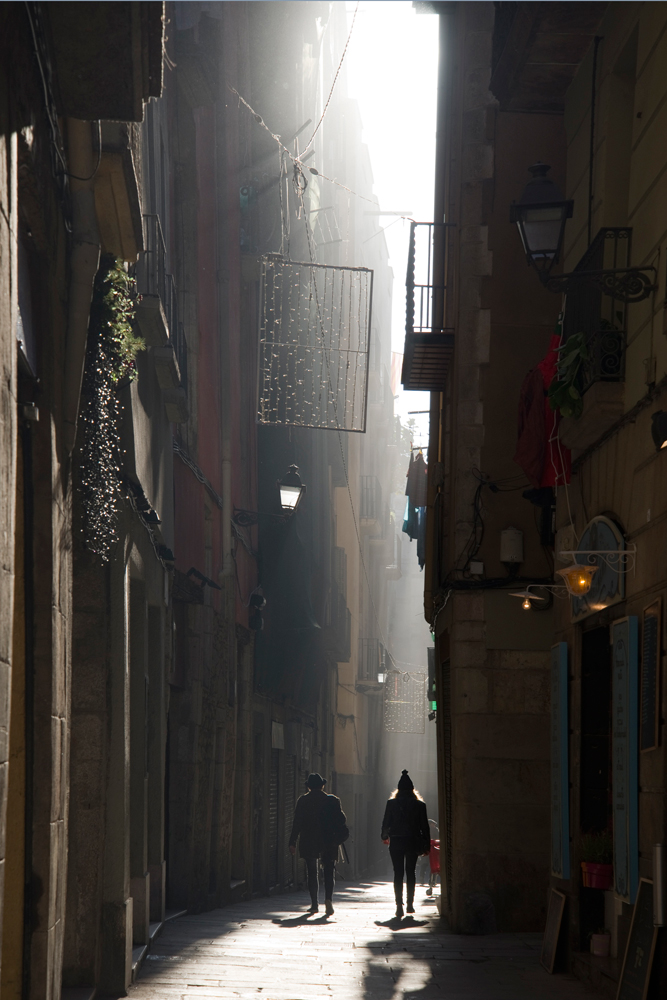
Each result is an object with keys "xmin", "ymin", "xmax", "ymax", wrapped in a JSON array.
[{"xmin": 232, "ymin": 508, "xmax": 290, "ymax": 528}]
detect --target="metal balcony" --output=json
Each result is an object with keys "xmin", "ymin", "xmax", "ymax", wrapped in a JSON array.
[
  {"xmin": 135, "ymin": 214, "xmax": 188, "ymax": 422},
  {"xmin": 358, "ymin": 638, "xmax": 390, "ymax": 684},
  {"xmin": 323, "ymin": 582, "xmax": 351, "ymax": 663},
  {"xmin": 360, "ymin": 476, "xmax": 381, "ymax": 523},
  {"xmin": 563, "ymin": 228, "xmax": 631, "ymax": 395},
  {"xmin": 135, "ymin": 214, "xmax": 175, "ymax": 348},
  {"xmin": 401, "ymin": 222, "xmax": 455, "ymax": 391}
]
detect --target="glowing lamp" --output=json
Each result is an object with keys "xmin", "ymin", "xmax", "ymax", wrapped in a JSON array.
[
  {"xmin": 556, "ymin": 563, "xmax": 598, "ymax": 596},
  {"xmin": 277, "ymin": 464, "xmax": 306, "ymax": 514},
  {"xmin": 509, "ymin": 589, "xmax": 545, "ymax": 610}
]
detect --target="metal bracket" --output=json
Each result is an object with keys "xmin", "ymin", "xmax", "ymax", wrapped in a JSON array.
[{"xmin": 542, "ymin": 267, "xmax": 657, "ymax": 303}]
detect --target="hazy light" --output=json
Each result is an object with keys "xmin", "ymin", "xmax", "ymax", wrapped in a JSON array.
[{"xmin": 345, "ymin": 1, "xmax": 439, "ymax": 433}]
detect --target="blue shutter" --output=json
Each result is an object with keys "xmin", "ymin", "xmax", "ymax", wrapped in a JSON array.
[
  {"xmin": 612, "ymin": 616, "xmax": 639, "ymax": 903},
  {"xmin": 551, "ymin": 642, "xmax": 570, "ymax": 879}
]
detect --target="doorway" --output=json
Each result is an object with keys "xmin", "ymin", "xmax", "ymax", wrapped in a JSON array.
[{"xmin": 579, "ymin": 625, "xmax": 612, "ymax": 948}]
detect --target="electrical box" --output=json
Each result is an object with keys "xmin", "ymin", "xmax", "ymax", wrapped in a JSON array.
[{"xmin": 500, "ymin": 527, "xmax": 524, "ymax": 565}]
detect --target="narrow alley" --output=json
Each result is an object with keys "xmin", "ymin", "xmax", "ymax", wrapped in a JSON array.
[{"xmin": 129, "ymin": 881, "xmax": 592, "ymax": 1000}]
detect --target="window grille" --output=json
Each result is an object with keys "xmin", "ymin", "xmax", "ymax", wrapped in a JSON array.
[{"xmin": 257, "ymin": 257, "xmax": 372, "ymax": 432}]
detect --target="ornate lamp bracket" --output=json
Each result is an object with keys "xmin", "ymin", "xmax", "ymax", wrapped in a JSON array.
[
  {"xmin": 542, "ymin": 267, "xmax": 657, "ymax": 303},
  {"xmin": 232, "ymin": 508, "xmax": 289, "ymax": 527},
  {"xmin": 558, "ymin": 546, "xmax": 637, "ymax": 573}
]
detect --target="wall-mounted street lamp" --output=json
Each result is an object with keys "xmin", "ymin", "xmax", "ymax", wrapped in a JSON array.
[
  {"xmin": 511, "ymin": 163, "xmax": 656, "ymax": 302},
  {"xmin": 555, "ymin": 563, "xmax": 598, "ymax": 597},
  {"xmin": 277, "ymin": 464, "xmax": 306, "ymax": 513},
  {"xmin": 510, "ymin": 588, "xmax": 547, "ymax": 611},
  {"xmin": 233, "ymin": 464, "xmax": 306, "ymax": 527}
]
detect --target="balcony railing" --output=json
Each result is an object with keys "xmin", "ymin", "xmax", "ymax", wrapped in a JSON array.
[
  {"xmin": 563, "ymin": 228, "xmax": 630, "ymax": 394},
  {"xmin": 402, "ymin": 222, "xmax": 455, "ymax": 391},
  {"xmin": 135, "ymin": 214, "xmax": 188, "ymax": 422},
  {"xmin": 358, "ymin": 638, "xmax": 390, "ymax": 683},
  {"xmin": 333, "ymin": 546, "xmax": 347, "ymax": 599},
  {"xmin": 360, "ymin": 476, "xmax": 381, "ymax": 522},
  {"xmin": 324, "ymin": 584, "xmax": 351, "ymax": 662},
  {"xmin": 137, "ymin": 214, "xmax": 168, "ymax": 311}
]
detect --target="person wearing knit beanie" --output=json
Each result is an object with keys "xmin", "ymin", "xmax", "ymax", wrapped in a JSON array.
[{"xmin": 381, "ymin": 770, "xmax": 431, "ymax": 918}]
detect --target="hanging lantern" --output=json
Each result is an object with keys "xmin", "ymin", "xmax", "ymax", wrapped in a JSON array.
[
  {"xmin": 556, "ymin": 563, "xmax": 598, "ymax": 596},
  {"xmin": 510, "ymin": 163, "xmax": 573, "ymax": 279}
]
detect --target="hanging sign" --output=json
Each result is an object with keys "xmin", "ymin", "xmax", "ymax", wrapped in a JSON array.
[{"xmin": 570, "ymin": 516, "xmax": 625, "ymax": 622}]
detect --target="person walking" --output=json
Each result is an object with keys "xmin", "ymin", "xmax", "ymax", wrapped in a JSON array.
[
  {"xmin": 381, "ymin": 769, "xmax": 431, "ymax": 917},
  {"xmin": 289, "ymin": 772, "xmax": 348, "ymax": 917}
]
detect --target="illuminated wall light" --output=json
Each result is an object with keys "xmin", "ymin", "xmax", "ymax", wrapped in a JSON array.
[
  {"xmin": 555, "ymin": 563, "xmax": 598, "ymax": 596},
  {"xmin": 509, "ymin": 589, "xmax": 545, "ymax": 610}
]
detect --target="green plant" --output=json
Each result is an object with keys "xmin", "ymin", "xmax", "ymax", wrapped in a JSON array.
[
  {"xmin": 79, "ymin": 256, "xmax": 144, "ymax": 560},
  {"xmin": 580, "ymin": 830, "xmax": 613, "ymax": 865},
  {"xmin": 99, "ymin": 257, "xmax": 144, "ymax": 383},
  {"xmin": 548, "ymin": 332, "xmax": 589, "ymax": 419}
]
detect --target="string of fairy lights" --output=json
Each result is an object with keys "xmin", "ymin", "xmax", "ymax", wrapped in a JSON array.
[{"xmin": 257, "ymin": 257, "xmax": 371, "ymax": 431}]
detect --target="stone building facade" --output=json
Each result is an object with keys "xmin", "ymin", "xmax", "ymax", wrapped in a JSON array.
[
  {"xmin": 2, "ymin": 5, "xmax": 397, "ymax": 997},
  {"xmin": 410, "ymin": 0, "xmax": 667, "ymax": 994}
]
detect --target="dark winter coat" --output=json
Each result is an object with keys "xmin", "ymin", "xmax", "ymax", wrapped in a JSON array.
[
  {"xmin": 288, "ymin": 789, "xmax": 347, "ymax": 859},
  {"xmin": 381, "ymin": 793, "xmax": 430, "ymax": 853}
]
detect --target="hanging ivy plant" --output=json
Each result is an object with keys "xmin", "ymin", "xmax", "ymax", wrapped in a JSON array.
[
  {"xmin": 78, "ymin": 255, "xmax": 145, "ymax": 560},
  {"xmin": 547, "ymin": 332, "xmax": 589, "ymax": 420}
]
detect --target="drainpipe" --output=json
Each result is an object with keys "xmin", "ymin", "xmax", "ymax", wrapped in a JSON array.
[{"xmin": 63, "ymin": 118, "xmax": 101, "ymax": 454}]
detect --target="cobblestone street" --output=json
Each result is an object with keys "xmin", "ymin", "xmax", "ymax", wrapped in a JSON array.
[{"xmin": 129, "ymin": 881, "xmax": 592, "ymax": 1000}]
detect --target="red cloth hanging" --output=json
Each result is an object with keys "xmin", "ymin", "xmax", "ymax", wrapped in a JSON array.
[{"xmin": 514, "ymin": 333, "xmax": 571, "ymax": 488}]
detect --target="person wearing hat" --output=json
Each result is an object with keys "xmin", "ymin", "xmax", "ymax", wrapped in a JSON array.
[
  {"xmin": 289, "ymin": 773, "xmax": 348, "ymax": 917},
  {"xmin": 381, "ymin": 770, "xmax": 431, "ymax": 917}
]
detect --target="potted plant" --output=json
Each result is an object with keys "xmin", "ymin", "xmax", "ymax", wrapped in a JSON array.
[
  {"xmin": 580, "ymin": 830, "xmax": 613, "ymax": 890},
  {"xmin": 547, "ymin": 332, "xmax": 589, "ymax": 419}
]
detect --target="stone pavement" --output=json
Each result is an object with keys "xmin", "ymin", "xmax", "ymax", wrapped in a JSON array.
[{"xmin": 129, "ymin": 880, "xmax": 593, "ymax": 1000}]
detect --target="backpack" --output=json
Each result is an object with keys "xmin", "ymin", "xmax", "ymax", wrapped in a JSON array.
[{"xmin": 326, "ymin": 796, "xmax": 349, "ymax": 845}]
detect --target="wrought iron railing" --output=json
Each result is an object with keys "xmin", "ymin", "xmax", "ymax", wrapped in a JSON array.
[
  {"xmin": 563, "ymin": 228, "xmax": 631, "ymax": 394},
  {"xmin": 402, "ymin": 222, "xmax": 455, "ymax": 391},
  {"xmin": 358, "ymin": 638, "xmax": 390, "ymax": 682},
  {"xmin": 136, "ymin": 214, "xmax": 188, "ymax": 392},
  {"xmin": 333, "ymin": 546, "xmax": 347, "ymax": 599},
  {"xmin": 405, "ymin": 222, "xmax": 453, "ymax": 337},
  {"xmin": 360, "ymin": 476, "xmax": 381, "ymax": 521},
  {"xmin": 173, "ymin": 322, "xmax": 188, "ymax": 390},
  {"xmin": 137, "ymin": 214, "xmax": 168, "ymax": 307},
  {"xmin": 326, "ymin": 586, "xmax": 350, "ymax": 662}
]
